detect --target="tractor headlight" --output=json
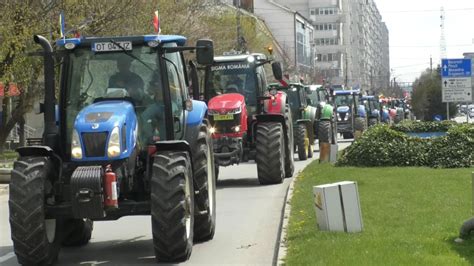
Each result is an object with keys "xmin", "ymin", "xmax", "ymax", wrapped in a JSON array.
[
  {"xmin": 228, "ymin": 106, "xmax": 242, "ymax": 114},
  {"xmin": 233, "ymin": 125, "xmax": 241, "ymax": 132},
  {"xmin": 209, "ymin": 127, "xmax": 216, "ymax": 134},
  {"xmin": 71, "ymin": 130, "xmax": 83, "ymax": 159},
  {"xmin": 107, "ymin": 127, "xmax": 121, "ymax": 158}
]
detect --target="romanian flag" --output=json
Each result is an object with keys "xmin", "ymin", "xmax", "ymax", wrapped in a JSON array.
[
  {"xmin": 153, "ymin": 10, "xmax": 160, "ymax": 34},
  {"xmin": 59, "ymin": 11, "xmax": 65, "ymax": 38}
]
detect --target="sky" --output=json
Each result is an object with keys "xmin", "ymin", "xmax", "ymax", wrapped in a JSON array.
[{"xmin": 375, "ymin": 0, "xmax": 474, "ymax": 83}]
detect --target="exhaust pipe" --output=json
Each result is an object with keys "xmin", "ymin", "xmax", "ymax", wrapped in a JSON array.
[{"xmin": 34, "ymin": 35, "xmax": 58, "ymax": 150}]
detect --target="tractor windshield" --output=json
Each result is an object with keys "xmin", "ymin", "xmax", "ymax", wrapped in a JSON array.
[
  {"xmin": 335, "ymin": 95, "xmax": 351, "ymax": 106},
  {"xmin": 63, "ymin": 45, "xmax": 164, "ymax": 147},
  {"xmin": 207, "ymin": 62, "xmax": 257, "ymax": 105}
]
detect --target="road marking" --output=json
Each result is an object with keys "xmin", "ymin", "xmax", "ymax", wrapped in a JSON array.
[{"xmin": 0, "ymin": 252, "xmax": 15, "ymax": 263}]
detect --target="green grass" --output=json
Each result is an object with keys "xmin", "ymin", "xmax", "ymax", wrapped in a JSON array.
[{"xmin": 286, "ymin": 163, "xmax": 474, "ymax": 265}]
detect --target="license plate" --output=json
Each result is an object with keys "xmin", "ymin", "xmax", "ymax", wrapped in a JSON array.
[
  {"xmin": 213, "ymin": 114, "xmax": 234, "ymax": 121},
  {"xmin": 93, "ymin": 41, "xmax": 132, "ymax": 52}
]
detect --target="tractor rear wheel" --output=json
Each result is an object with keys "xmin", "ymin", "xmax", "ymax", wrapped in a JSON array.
[
  {"xmin": 354, "ymin": 117, "xmax": 367, "ymax": 132},
  {"xmin": 62, "ymin": 219, "xmax": 93, "ymax": 246},
  {"xmin": 284, "ymin": 106, "xmax": 295, "ymax": 177},
  {"xmin": 256, "ymin": 122, "xmax": 285, "ymax": 184},
  {"xmin": 296, "ymin": 123, "xmax": 309, "ymax": 160},
  {"xmin": 318, "ymin": 120, "xmax": 332, "ymax": 144},
  {"xmin": 192, "ymin": 125, "xmax": 216, "ymax": 242},
  {"xmin": 151, "ymin": 151, "xmax": 194, "ymax": 262},
  {"xmin": 368, "ymin": 118, "xmax": 378, "ymax": 127},
  {"xmin": 9, "ymin": 157, "xmax": 64, "ymax": 265}
]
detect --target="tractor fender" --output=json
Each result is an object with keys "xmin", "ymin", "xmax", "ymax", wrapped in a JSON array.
[
  {"xmin": 320, "ymin": 104, "xmax": 334, "ymax": 120},
  {"xmin": 187, "ymin": 100, "xmax": 207, "ymax": 127},
  {"xmin": 357, "ymin": 105, "xmax": 367, "ymax": 118},
  {"xmin": 17, "ymin": 145, "xmax": 54, "ymax": 157},
  {"xmin": 302, "ymin": 106, "xmax": 317, "ymax": 122},
  {"xmin": 264, "ymin": 91, "xmax": 287, "ymax": 115},
  {"xmin": 153, "ymin": 140, "xmax": 192, "ymax": 155},
  {"xmin": 371, "ymin": 110, "xmax": 380, "ymax": 118}
]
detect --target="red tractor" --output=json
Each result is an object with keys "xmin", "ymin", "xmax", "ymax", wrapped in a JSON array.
[{"xmin": 202, "ymin": 53, "xmax": 294, "ymax": 184}]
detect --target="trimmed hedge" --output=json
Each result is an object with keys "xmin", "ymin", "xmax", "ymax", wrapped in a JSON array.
[
  {"xmin": 392, "ymin": 120, "xmax": 457, "ymax": 133},
  {"xmin": 337, "ymin": 123, "xmax": 473, "ymax": 168}
]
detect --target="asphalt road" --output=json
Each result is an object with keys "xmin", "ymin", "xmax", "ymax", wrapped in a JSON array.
[{"xmin": 0, "ymin": 141, "xmax": 351, "ymax": 265}]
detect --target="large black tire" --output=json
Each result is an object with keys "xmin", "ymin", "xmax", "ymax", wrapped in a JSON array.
[
  {"xmin": 368, "ymin": 118, "xmax": 378, "ymax": 127},
  {"xmin": 62, "ymin": 219, "xmax": 93, "ymax": 247},
  {"xmin": 192, "ymin": 125, "xmax": 216, "ymax": 242},
  {"xmin": 296, "ymin": 123, "xmax": 308, "ymax": 160},
  {"xmin": 342, "ymin": 132, "xmax": 353, "ymax": 139},
  {"xmin": 151, "ymin": 151, "xmax": 194, "ymax": 262},
  {"xmin": 318, "ymin": 120, "xmax": 332, "ymax": 143},
  {"xmin": 354, "ymin": 117, "xmax": 367, "ymax": 132},
  {"xmin": 9, "ymin": 157, "xmax": 64, "ymax": 265},
  {"xmin": 255, "ymin": 122, "xmax": 285, "ymax": 185},
  {"xmin": 284, "ymin": 106, "xmax": 295, "ymax": 178}
]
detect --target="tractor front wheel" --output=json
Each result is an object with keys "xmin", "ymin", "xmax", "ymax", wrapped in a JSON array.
[
  {"xmin": 62, "ymin": 219, "xmax": 93, "ymax": 246},
  {"xmin": 151, "ymin": 151, "xmax": 194, "ymax": 262},
  {"xmin": 296, "ymin": 124, "xmax": 309, "ymax": 160},
  {"xmin": 256, "ymin": 122, "xmax": 285, "ymax": 184},
  {"xmin": 9, "ymin": 157, "xmax": 64, "ymax": 265},
  {"xmin": 192, "ymin": 124, "xmax": 216, "ymax": 242},
  {"xmin": 284, "ymin": 106, "xmax": 295, "ymax": 177}
]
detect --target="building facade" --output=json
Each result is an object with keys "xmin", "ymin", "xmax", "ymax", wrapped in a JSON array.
[
  {"xmin": 266, "ymin": 0, "xmax": 390, "ymax": 92},
  {"xmin": 254, "ymin": 1, "xmax": 315, "ymax": 81}
]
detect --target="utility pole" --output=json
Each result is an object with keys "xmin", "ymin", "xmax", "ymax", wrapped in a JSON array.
[
  {"xmin": 235, "ymin": 0, "xmax": 244, "ymax": 52},
  {"xmin": 430, "ymin": 55, "xmax": 433, "ymax": 73}
]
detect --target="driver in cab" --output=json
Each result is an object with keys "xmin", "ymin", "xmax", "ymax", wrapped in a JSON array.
[{"xmin": 109, "ymin": 57, "xmax": 148, "ymax": 106}]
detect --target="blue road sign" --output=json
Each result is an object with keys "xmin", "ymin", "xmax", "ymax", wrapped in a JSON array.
[{"xmin": 441, "ymin": 59, "xmax": 472, "ymax": 77}]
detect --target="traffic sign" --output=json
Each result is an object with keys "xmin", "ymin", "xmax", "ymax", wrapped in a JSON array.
[
  {"xmin": 441, "ymin": 58, "xmax": 473, "ymax": 102},
  {"xmin": 442, "ymin": 77, "xmax": 472, "ymax": 102},
  {"xmin": 441, "ymin": 59, "xmax": 471, "ymax": 77}
]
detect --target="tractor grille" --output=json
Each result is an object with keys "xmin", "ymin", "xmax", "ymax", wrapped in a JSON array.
[
  {"xmin": 82, "ymin": 132, "xmax": 108, "ymax": 157},
  {"xmin": 210, "ymin": 113, "xmax": 241, "ymax": 134}
]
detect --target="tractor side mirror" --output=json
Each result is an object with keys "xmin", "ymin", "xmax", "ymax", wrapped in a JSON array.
[
  {"xmin": 196, "ymin": 39, "xmax": 214, "ymax": 65},
  {"xmin": 188, "ymin": 60, "xmax": 200, "ymax": 100},
  {"xmin": 271, "ymin": 62, "xmax": 283, "ymax": 80}
]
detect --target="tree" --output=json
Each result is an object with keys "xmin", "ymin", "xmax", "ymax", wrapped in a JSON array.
[
  {"xmin": 411, "ymin": 67, "xmax": 456, "ymax": 121},
  {"xmin": 0, "ymin": 0, "xmax": 278, "ymax": 151},
  {"xmin": 0, "ymin": 0, "xmax": 156, "ymax": 152}
]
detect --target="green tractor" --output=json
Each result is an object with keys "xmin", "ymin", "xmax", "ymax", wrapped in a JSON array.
[
  {"xmin": 305, "ymin": 85, "xmax": 337, "ymax": 145},
  {"xmin": 268, "ymin": 83, "xmax": 316, "ymax": 160}
]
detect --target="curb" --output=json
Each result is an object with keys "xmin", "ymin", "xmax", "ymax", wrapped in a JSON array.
[
  {"xmin": 276, "ymin": 170, "xmax": 298, "ymax": 265},
  {"xmin": 0, "ymin": 168, "xmax": 11, "ymax": 184}
]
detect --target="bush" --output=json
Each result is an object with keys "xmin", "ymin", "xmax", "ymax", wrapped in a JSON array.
[
  {"xmin": 392, "ymin": 120, "xmax": 456, "ymax": 133},
  {"xmin": 337, "ymin": 123, "xmax": 473, "ymax": 168}
]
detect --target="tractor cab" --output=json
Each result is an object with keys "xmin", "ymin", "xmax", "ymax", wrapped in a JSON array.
[
  {"xmin": 57, "ymin": 35, "xmax": 203, "ymax": 161},
  {"xmin": 334, "ymin": 90, "xmax": 367, "ymax": 139},
  {"xmin": 360, "ymin": 95, "xmax": 381, "ymax": 126}
]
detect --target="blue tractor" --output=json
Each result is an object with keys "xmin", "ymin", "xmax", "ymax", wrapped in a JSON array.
[
  {"xmin": 334, "ymin": 90, "xmax": 367, "ymax": 139},
  {"xmin": 8, "ymin": 34, "xmax": 216, "ymax": 264}
]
